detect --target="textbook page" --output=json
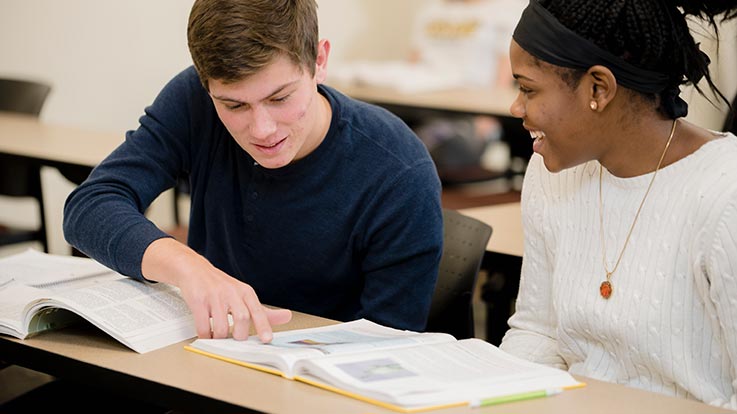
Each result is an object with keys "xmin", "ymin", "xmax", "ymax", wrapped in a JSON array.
[
  {"xmin": 295, "ymin": 338, "xmax": 582, "ymax": 410},
  {"xmin": 187, "ymin": 319, "xmax": 455, "ymax": 377},
  {"xmin": 0, "ymin": 248, "xmax": 114, "ymax": 287},
  {"xmin": 0, "ymin": 272, "xmax": 120, "ymax": 338},
  {"xmin": 0, "ymin": 249, "xmax": 196, "ymax": 353},
  {"xmin": 0, "ymin": 277, "xmax": 52, "ymax": 337},
  {"xmin": 26, "ymin": 278, "xmax": 196, "ymax": 353}
]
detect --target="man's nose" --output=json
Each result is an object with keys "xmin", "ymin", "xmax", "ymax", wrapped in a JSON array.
[{"xmin": 248, "ymin": 105, "xmax": 277, "ymax": 139}]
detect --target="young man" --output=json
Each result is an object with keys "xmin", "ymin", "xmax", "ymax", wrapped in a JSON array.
[{"xmin": 63, "ymin": 0, "xmax": 443, "ymax": 343}]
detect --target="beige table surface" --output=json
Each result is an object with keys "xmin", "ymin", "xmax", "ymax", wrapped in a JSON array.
[
  {"xmin": 0, "ymin": 112, "xmax": 123, "ymax": 167},
  {"xmin": 460, "ymin": 202, "xmax": 523, "ymax": 257},
  {"xmin": 327, "ymin": 81, "xmax": 518, "ymax": 116},
  {"xmin": 3, "ymin": 310, "xmax": 735, "ymax": 414}
]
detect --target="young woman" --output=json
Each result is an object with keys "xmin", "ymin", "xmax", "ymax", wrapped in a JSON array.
[{"xmin": 499, "ymin": 0, "xmax": 737, "ymax": 408}]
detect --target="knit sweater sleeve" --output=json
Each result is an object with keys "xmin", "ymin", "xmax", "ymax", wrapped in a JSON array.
[
  {"xmin": 63, "ymin": 67, "xmax": 198, "ymax": 279},
  {"xmin": 499, "ymin": 154, "xmax": 568, "ymax": 369},
  {"xmin": 355, "ymin": 152, "xmax": 443, "ymax": 331},
  {"xmin": 702, "ymin": 190, "xmax": 737, "ymax": 409}
]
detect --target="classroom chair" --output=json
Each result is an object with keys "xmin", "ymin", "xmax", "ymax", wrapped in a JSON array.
[
  {"xmin": 0, "ymin": 78, "xmax": 52, "ymax": 252},
  {"xmin": 425, "ymin": 208, "xmax": 493, "ymax": 339}
]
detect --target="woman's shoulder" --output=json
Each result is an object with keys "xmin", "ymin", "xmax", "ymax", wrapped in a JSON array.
[
  {"xmin": 670, "ymin": 132, "xmax": 737, "ymax": 213},
  {"xmin": 679, "ymin": 132, "xmax": 737, "ymax": 177}
]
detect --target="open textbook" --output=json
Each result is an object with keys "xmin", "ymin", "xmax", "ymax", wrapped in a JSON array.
[
  {"xmin": 0, "ymin": 249, "xmax": 196, "ymax": 353},
  {"xmin": 186, "ymin": 319, "xmax": 584, "ymax": 412}
]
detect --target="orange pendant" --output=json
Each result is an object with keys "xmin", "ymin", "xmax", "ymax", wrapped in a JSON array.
[{"xmin": 600, "ymin": 281, "xmax": 612, "ymax": 299}]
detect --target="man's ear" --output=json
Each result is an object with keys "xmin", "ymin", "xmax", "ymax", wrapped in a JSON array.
[
  {"xmin": 585, "ymin": 65, "xmax": 617, "ymax": 112},
  {"xmin": 314, "ymin": 39, "xmax": 331, "ymax": 84}
]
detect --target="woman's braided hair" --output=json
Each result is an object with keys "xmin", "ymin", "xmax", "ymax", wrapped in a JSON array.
[{"xmin": 538, "ymin": 0, "xmax": 737, "ymax": 115}]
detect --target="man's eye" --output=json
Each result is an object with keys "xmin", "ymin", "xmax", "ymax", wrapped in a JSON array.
[
  {"xmin": 226, "ymin": 103, "xmax": 243, "ymax": 110},
  {"xmin": 272, "ymin": 94, "xmax": 290, "ymax": 103}
]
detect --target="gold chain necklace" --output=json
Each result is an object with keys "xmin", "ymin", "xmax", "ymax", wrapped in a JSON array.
[{"xmin": 598, "ymin": 119, "xmax": 678, "ymax": 299}]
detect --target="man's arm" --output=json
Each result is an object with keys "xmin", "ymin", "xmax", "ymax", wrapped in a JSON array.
[
  {"xmin": 142, "ymin": 238, "xmax": 291, "ymax": 342},
  {"xmin": 356, "ymin": 159, "xmax": 443, "ymax": 331}
]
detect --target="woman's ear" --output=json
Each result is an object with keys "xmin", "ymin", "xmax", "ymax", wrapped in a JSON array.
[{"xmin": 585, "ymin": 65, "xmax": 617, "ymax": 112}]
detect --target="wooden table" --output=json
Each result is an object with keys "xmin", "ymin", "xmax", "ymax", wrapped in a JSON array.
[
  {"xmin": 327, "ymin": 81, "xmax": 518, "ymax": 116},
  {"xmin": 0, "ymin": 112, "xmax": 123, "ymax": 169},
  {"xmin": 459, "ymin": 202, "xmax": 523, "ymax": 257},
  {"xmin": 1, "ymin": 310, "xmax": 734, "ymax": 414}
]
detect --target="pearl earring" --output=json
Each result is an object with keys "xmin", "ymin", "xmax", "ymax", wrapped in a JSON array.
[{"xmin": 590, "ymin": 101, "xmax": 598, "ymax": 111}]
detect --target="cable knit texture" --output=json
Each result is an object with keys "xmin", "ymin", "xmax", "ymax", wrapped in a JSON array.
[{"xmin": 500, "ymin": 134, "xmax": 737, "ymax": 409}]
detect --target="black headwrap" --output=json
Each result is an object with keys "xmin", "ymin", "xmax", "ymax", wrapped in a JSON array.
[{"xmin": 512, "ymin": 0, "xmax": 688, "ymax": 118}]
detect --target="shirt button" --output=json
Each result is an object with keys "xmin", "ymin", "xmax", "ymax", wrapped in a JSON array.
[
  {"xmin": 246, "ymin": 214, "xmax": 253, "ymax": 222},
  {"xmin": 251, "ymin": 191, "xmax": 258, "ymax": 199}
]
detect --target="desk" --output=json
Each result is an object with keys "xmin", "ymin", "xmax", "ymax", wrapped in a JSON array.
[
  {"xmin": 459, "ymin": 202, "xmax": 523, "ymax": 257},
  {"xmin": 327, "ymin": 82, "xmax": 518, "ymax": 116},
  {"xmin": 0, "ymin": 112, "xmax": 122, "ymax": 169},
  {"xmin": 1, "ymin": 312, "xmax": 734, "ymax": 414}
]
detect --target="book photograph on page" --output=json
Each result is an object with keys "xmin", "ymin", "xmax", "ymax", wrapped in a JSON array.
[
  {"xmin": 188, "ymin": 319, "xmax": 455, "ymax": 377},
  {"xmin": 0, "ymin": 249, "xmax": 196, "ymax": 353},
  {"xmin": 186, "ymin": 319, "xmax": 584, "ymax": 412}
]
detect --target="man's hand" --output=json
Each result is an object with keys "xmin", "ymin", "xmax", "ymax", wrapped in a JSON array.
[{"xmin": 141, "ymin": 237, "xmax": 292, "ymax": 342}]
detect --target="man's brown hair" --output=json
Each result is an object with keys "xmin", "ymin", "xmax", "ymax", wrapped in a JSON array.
[{"xmin": 187, "ymin": 0, "xmax": 319, "ymax": 90}]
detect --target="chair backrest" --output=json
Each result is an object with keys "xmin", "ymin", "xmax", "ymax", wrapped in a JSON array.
[
  {"xmin": 0, "ymin": 78, "xmax": 51, "ymax": 115},
  {"xmin": 0, "ymin": 77, "xmax": 53, "ymax": 252},
  {"xmin": 426, "ymin": 209, "xmax": 492, "ymax": 339},
  {"xmin": 0, "ymin": 78, "xmax": 89, "ymax": 185}
]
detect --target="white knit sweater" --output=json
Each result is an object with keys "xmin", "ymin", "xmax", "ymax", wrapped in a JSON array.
[{"xmin": 500, "ymin": 134, "xmax": 737, "ymax": 409}]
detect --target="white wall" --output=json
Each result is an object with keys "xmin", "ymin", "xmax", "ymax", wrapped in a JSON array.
[
  {"xmin": 0, "ymin": 1, "xmax": 735, "ymax": 256},
  {"xmin": 687, "ymin": 16, "xmax": 737, "ymax": 130}
]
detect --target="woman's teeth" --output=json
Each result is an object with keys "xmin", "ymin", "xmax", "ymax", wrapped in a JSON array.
[{"xmin": 530, "ymin": 130, "xmax": 545, "ymax": 140}]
